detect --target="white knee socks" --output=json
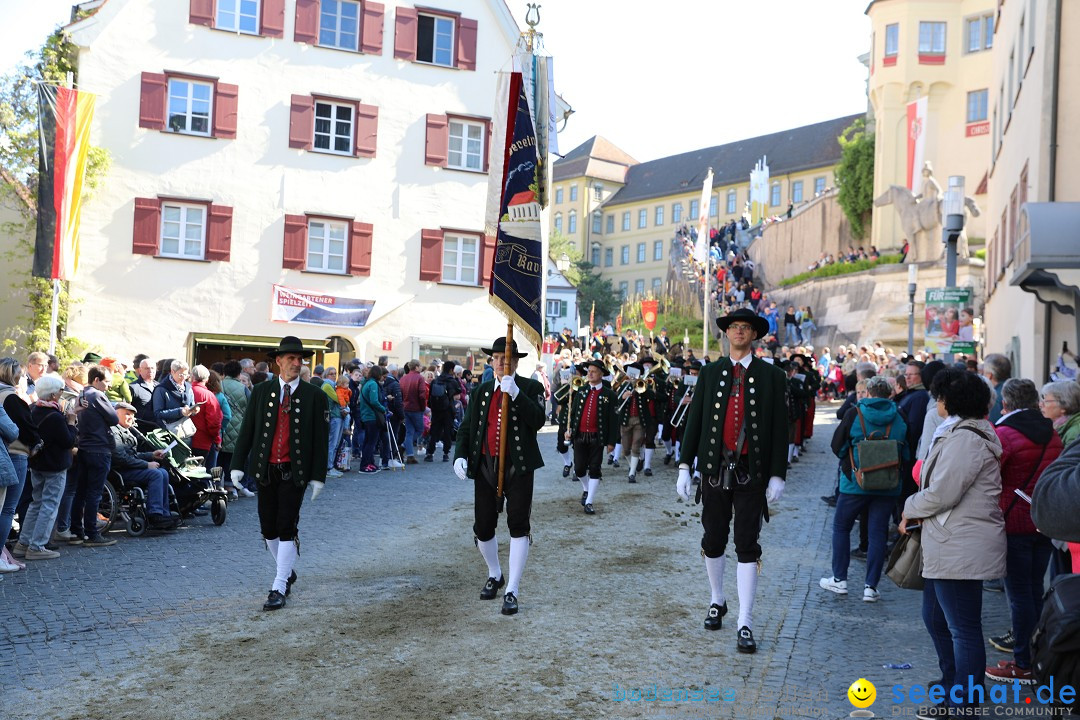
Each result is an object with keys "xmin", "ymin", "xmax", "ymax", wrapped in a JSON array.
[
  {"xmin": 477, "ymin": 536, "xmax": 501, "ymax": 580},
  {"xmin": 737, "ymin": 561, "xmax": 758, "ymax": 629},
  {"xmin": 643, "ymin": 448, "xmax": 654, "ymax": 469},
  {"xmin": 578, "ymin": 475, "xmax": 588, "ymax": 494},
  {"xmin": 560, "ymin": 450, "xmax": 571, "ymax": 466},
  {"xmin": 266, "ymin": 537, "xmax": 280, "ymax": 561},
  {"xmin": 507, "ymin": 536, "xmax": 529, "ymax": 595},
  {"xmin": 586, "ymin": 477, "xmax": 599, "ymax": 505},
  {"xmin": 612, "ymin": 443, "xmax": 622, "ymax": 462},
  {"xmin": 628, "ymin": 455, "xmax": 638, "ymax": 478},
  {"xmin": 705, "ymin": 555, "xmax": 726, "ymax": 606},
  {"xmin": 273, "ymin": 540, "xmax": 297, "ymax": 594}
]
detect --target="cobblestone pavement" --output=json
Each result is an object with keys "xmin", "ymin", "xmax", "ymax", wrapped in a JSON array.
[{"xmin": 1, "ymin": 406, "xmax": 1032, "ymax": 719}]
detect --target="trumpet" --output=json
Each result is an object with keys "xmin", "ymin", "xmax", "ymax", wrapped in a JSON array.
[
  {"xmin": 571, "ymin": 376, "xmax": 586, "ymax": 389},
  {"xmin": 617, "ymin": 377, "xmax": 649, "ymax": 413},
  {"xmin": 670, "ymin": 375, "xmax": 699, "ymax": 428}
]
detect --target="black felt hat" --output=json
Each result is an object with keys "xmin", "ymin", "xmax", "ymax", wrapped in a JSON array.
[
  {"xmin": 267, "ymin": 336, "xmax": 315, "ymax": 359},
  {"xmin": 481, "ymin": 337, "xmax": 528, "ymax": 359},
  {"xmin": 579, "ymin": 359, "xmax": 606, "ymax": 374},
  {"xmin": 715, "ymin": 308, "xmax": 769, "ymax": 338}
]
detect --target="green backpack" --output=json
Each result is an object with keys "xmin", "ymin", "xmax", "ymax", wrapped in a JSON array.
[{"xmin": 848, "ymin": 406, "xmax": 901, "ymax": 491}]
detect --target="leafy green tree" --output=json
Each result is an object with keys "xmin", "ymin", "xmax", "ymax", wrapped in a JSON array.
[
  {"xmin": 573, "ymin": 260, "xmax": 620, "ymax": 325},
  {"xmin": 547, "ymin": 229, "xmax": 582, "ymax": 284},
  {"xmin": 834, "ymin": 117, "xmax": 875, "ymax": 240}
]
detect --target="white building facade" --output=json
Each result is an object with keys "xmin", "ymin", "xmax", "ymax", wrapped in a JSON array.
[{"xmin": 64, "ymin": 0, "xmax": 531, "ymax": 369}]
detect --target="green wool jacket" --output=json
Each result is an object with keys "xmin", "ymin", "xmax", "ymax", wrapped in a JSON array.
[
  {"xmin": 220, "ymin": 376, "xmax": 248, "ymax": 453},
  {"xmin": 678, "ymin": 357, "xmax": 788, "ymax": 489},
  {"xmin": 567, "ymin": 383, "xmax": 620, "ymax": 447},
  {"xmin": 230, "ymin": 378, "xmax": 329, "ymax": 487},
  {"xmin": 617, "ymin": 385, "xmax": 656, "ymax": 426},
  {"xmin": 454, "ymin": 375, "xmax": 546, "ymax": 478}
]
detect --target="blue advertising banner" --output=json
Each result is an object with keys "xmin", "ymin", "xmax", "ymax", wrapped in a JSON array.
[{"xmin": 271, "ymin": 284, "xmax": 374, "ymax": 328}]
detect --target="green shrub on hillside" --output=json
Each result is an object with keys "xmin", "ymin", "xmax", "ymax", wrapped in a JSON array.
[{"xmin": 778, "ymin": 254, "xmax": 903, "ymax": 287}]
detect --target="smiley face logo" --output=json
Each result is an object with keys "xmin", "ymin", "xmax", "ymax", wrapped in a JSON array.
[{"xmin": 847, "ymin": 678, "xmax": 876, "ymax": 708}]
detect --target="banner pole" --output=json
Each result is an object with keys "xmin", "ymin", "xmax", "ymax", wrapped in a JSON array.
[
  {"xmin": 48, "ymin": 279, "xmax": 60, "ymax": 355},
  {"xmin": 496, "ymin": 322, "xmax": 513, "ymax": 502}
]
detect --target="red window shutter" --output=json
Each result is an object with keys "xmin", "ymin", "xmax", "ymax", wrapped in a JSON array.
[
  {"xmin": 419, "ymin": 229, "xmax": 443, "ymax": 281},
  {"xmin": 139, "ymin": 72, "xmax": 167, "ymax": 130},
  {"xmin": 206, "ymin": 205, "xmax": 233, "ymax": 261},
  {"xmin": 294, "ymin": 0, "xmax": 320, "ymax": 44},
  {"xmin": 482, "ymin": 118, "xmax": 492, "ymax": 172},
  {"xmin": 283, "ymin": 215, "xmax": 308, "ymax": 270},
  {"xmin": 213, "ymin": 83, "xmax": 239, "ymax": 139},
  {"xmin": 424, "ymin": 114, "xmax": 448, "ymax": 167},
  {"xmin": 289, "ymin": 95, "xmax": 314, "ymax": 149},
  {"xmin": 355, "ymin": 103, "xmax": 378, "ymax": 158},
  {"xmin": 132, "ymin": 198, "xmax": 161, "ymax": 256},
  {"xmin": 349, "ymin": 221, "xmax": 373, "ymax": 276},
  {"xmin": 456, "ymin": 17, "xmax": 478, "ymax": 71},
  {"xmin": 394, "ymin": 7, "xmax": 418, "ymax": 60},
  {"xmin": 261, "ymin": 0, "xmax": 285, "ymax": 37},
  {"xmin": 479, "ymin": 234, "xmax": 496, "ymax": 288},
  {"xmin": 360, "ymin": 1, "xmax": 385, "ymax": 54},
  {"xmin": 189, "ymin": 0, "xmax": 214, "ymax": 27}
]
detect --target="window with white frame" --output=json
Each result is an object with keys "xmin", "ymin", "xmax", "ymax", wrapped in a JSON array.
[
  {"xmin": 621, "ymin": 245, "xmax": 630, "ymax": 264},
  {"xmin": 593, "ymin": 183, "xmax": 603, "ymax": 201},
  {"xmin": 442, "ymin": 233, "xmax": 478, "ymax": 284},
  {"xmin": 638, "ymin": 209, "xmax": 647, "ymax": 228},
  {"xmin": 709, "ymin": 196, "xmax": 718, "ymax": 217},
  {"xmin": 448, "ymin": 119, "xmax": 484, "ymax": 171},
  {"xmin": 814, "ymin": 177, "xmax": 826, "ymax": 195},
  {"xmin": 319, "ymin": 0, "xmax": 360, "ymax": 51},
  {"xmin": 726, "ymin": 190, "xmax": 736, "ymax": 214},
  {"xmin": 167, "ymin": 78, "xmax": 212, "ymax": 135},
  {"xmin": 568, "ymin": 210, "xmax": 577, "ymax": 234},
  {"xmin": 637, "ymin": 242, "xmax": 646, "ymax": 263},
  {"xmin": 591, "ymin": 246, "xmax": 601, "ymax": 266},
  {"xmin": 554, "ymin": 212, "xmax": 562, "ymax": 233},
  {"xmin": 919, "ymin": 21, "xmax": 946, "ymax": 54},
  {"xmin": 634, "ymin": 279, "xmax": 645, "ymax": 296},
  {"xmin": 569, "ymin": 185, "xmax": 578, "ymax": 202},
  {"xmin": 770, "ymin": 183, "xmax": 781, "ymax": 207},
  {"xmin": 622, "ymin": 212, "xmax": 630, "ymax": 231},
  {"xmin": 160, "ymin": 203, "xmax": 206, "ymax": 259},
  {"xmin": 606, "ymin": 214, "xmax": 614, "ymax": 234},
  {"xmin": 653, "ymin": 240, "xmax": 663, "ymax": 261},
  {"xmin": 966, "ymin": 14, "xmax": 994, "ymax": 52},
  {"xmin": 217, "ymin": 0, "xmax": 259, "ymax": 33},
  {"xmin": 592, "ymin": 212, "xmax": 602, "ymax": 234},
  {"xmin": 689, "ymin": 199, "xmax": 699, "ymax": 219},
  {"xmin": 885, "ymin": 23, "xmax": 899, "ymax": 56},
  {"xmin": 417, "ymin": 13, "xmax": 454, "ymax": 66},
  {"xmin": 967, "ymin": 89, "xmax": 988, "ymax": 123},
  {"xmin": 555, "ymin": 187, "xmax": 563, "ymax": 204},
  {"xmin": 307, "ymin": 218, "xmax": 348, "ymax": 273},
  {"xmin": 672, "ymin": 203, "xmax": 683, "ymax": 223},
  {"xmin": 313, "ymin": 100, "xmax": 354, "ymax": 154},
  {"xmin": 792, "ymin": 181, "xmax": 804, "ymax": 203},
  {"xmin": 655, "ymin": 206, "xmax": 664, "ymax": 226},
  {"xmin": 546, "ymin": 298, "xmax": 566, "ymax": 317}
]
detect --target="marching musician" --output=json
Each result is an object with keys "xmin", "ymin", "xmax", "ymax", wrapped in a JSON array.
[
  {"xmin": 616, "ymin": 360, "xmax": 655, "ymax": 483},
  {"xmin": 660, "ymin": 354, "xmax": 684, "ymax": 465},
  {"xmin": 452, "ymin": 337, "xmax": 546, "ymax": 616},
  {"xmin": 566, "ymin": 359, "xmax": 618, "ymax": 515},
  {"xmin": 676, "ymin": 308, "xmax": 788, "ymax": 654},
  {"xmin": 639, "ymin": 355, "xmax": 667, "ymax": 477},
  {"xmin": 552, "ymin": 362, "xmax": 585, "ymax": 478}
]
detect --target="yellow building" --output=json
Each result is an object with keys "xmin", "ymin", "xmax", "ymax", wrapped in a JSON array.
[
  {"xmin": 982, "ymin": 0, "xmax": 1080, "ymax": 381},
  {"xmin": 552, "ymin": 115, "xmax": 859, "ymax": 300},
  {"xmin": 866, "ymin": 0, "xmax": 994, "ymax": 252}
]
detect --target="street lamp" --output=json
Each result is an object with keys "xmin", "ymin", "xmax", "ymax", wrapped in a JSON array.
[
  {"xmin": 556, "ymin": 252, "xmax": 571, "ymax": 274},
  {"xmin": 907, "ymin": 263, "xmax": 918, "ymax": 357},
  {"xmin": 942, "ymin": 176, "xmax": 965, "ymax": 364}
]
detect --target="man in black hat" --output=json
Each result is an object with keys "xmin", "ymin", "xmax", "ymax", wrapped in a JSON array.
[
  {"xmin": 676, "ymin": 308, "xmax": 788, "ymax": 653},
  {"xmin": 616, "ymin": 361, "xmax": 655, "ymax": 483},
  {"xmin": 566, "ymin": 359, "xmax": 618, "ymax": 514},
  {"xmin": 230, "ymin": 336, "xmax": 329, "ymax": 611},
  {"xmin": 453, "ymin": 337, "xmax": 546, "ymax": 615}
]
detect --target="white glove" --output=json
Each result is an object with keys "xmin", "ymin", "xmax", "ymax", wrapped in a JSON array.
[
  {"xmin": 310, "ymin": 480, "xmax": 325, "ymax": 501},
  {"xmin": 230, "ymin": 470, "xmax": 245, "ymax": 489},
  {"xmin": 453, "ymin": 457, "xmax": 468, "ymax": 480},
  {"xmin": 676, "ymin": 465, "xmax": 692, "ymax": 502},
  {"xmin": 765, "ymin": 476, "xmax": 785, "ymax": 503},
  {"xmin": 499, "ymin": 375, "xmax": 519, "ymax": 400}
]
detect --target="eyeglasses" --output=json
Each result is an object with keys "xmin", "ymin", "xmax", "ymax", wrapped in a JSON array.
[
  {"xmin": 728, "ymin": 323, "xmax": 754, "ymax": 332},
  {"xmin": 1040, "ymin": 397, "xmax": 1059, "ymax": 405}
]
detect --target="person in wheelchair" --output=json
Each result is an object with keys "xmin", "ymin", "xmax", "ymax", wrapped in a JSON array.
[{"xmin": 109, "ymin": 402, "xmax": 179, "ymax": 530}]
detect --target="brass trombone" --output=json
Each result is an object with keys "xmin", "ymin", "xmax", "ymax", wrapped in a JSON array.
[{"xmin": 670, "ymin": 375, "xmax": 699, "ymax": 428}]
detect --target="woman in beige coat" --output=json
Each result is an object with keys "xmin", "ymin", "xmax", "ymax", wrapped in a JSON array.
[{"xmin": 901, "ymin": 367, "xmax": 1006, "ymax": 716}]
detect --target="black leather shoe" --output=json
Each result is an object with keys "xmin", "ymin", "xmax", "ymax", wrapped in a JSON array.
[
  {"xmin": 480, "ymin": 575, "xmax": 504, "ymax": 600},
  {"xmin": 644, "ymin": 468, "xmax": 653, "ymax": 477},
  {"xmin": 628, "ymin": 472, "xmax": 636, "ymax": 483},
  {"xmin": 562, "ymin": 464, "xmax": 572, "ymax": 478},
  {"xmin": 263, "ymin": 590, "xmax": 287, "ymax": 611},
  {"xmin": 637, "ymin": 458, "xmax": 644, "ymax": 472},
  {"xmin": 501, "ymin": 591, "xmax": 518, "ymax": 615},
  {"xmin": 581, "ymin": 491, "xmax": 587, "ymax": 506},
  {"xmin": 285, "ymin": 570, "xmax": 297, "ymax": 596},
  {"xmin": 664, "ymin": 453, "xmax": 673, "ymax": 465},
  {"xmin": 584, "ymin": 503, "xmax": 595, "ymax": 515},
  {"xmin": 736, "ymin": 625, "xmax": 757, "ymax": 653},
  {"xmin": 611, "ymin": 459, "xmax": 620, "ymax": 468},
  {"xmin": 703, "ymin": 602, "xmax": 727, "ymax": 631},
  {"xmin": 607, "ymin": 455, "xmax": 614, "ymax": 466}
]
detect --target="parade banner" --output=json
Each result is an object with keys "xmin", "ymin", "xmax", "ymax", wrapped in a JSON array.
[
  {"xmin": 906, "ymin": 96, "xmax": 928, "ymax": 191},
  {"xmin": 487, "ymin": 71, "xmax": 544, "ymax": 352},
  {"xmin": 33, "ymin": 84, "xmax": 96, "ymax": 281},
  {"xmin": 925, "ymin": 286, "xmax": 975, "ymax": 354},
  {"xmin": 271, "ymin": 284, "xmax": 375, "ymax": 328},
  {"xmin": 641, "ymin": 299, "xmax": 659, "ymax": 331},
  {"xmin": 694, "ymin": 167, "xmax": 713, "ymax": 265}
]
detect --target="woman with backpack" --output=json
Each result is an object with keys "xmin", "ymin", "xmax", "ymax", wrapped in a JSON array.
[
  {"xmin": 900, "ymin": 368, "xmax": 1006, "ymax": 716},
  {"xmin": 819, "ymin": 376, "xmax": 908, "ymax": 602}
]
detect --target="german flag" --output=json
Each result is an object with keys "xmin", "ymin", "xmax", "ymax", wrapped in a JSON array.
[{"xmin": 32, "ymin": 84, "xmax": 96, "ymax": 281}]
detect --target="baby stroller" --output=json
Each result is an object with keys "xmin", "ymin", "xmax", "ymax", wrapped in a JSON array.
[{"xmin": 145, "ymin": 426, "xmax": 229, "ymax": 526}]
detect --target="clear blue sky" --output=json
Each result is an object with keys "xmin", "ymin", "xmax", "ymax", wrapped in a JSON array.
[{"xmin": 1, "ymin": 0, "xmax": 871, "ymax": 162}]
